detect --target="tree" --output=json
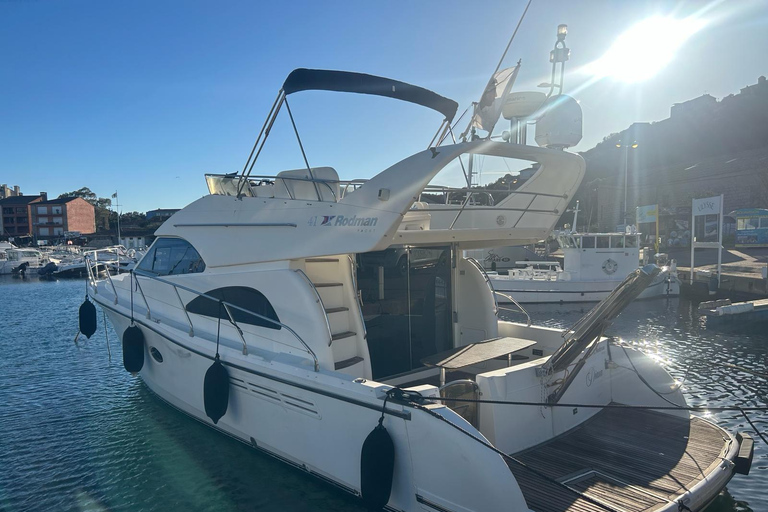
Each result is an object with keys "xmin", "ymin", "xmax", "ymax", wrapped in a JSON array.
[
  {"xmin": 119, "ymin": 211, "xmax": 147, "ymax": 227},
  {"xmin": 58, "ymin": 187, "xmax": 100, "ymax": 206},
  {"xmin": 59, "ymin": 187, "xmax": 113, "ymax": 230}
]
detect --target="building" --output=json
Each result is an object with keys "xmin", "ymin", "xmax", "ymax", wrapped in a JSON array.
[
  {"xmin": 0, "ymin": 185, "xmax": 22, "ymax": 200},
  {"xmin": 578, "ymin": 75, "xmax": 768, "ymax": 232},
  {"xmin": 32, "ymin": 197, "xmax": 96, "ymax": 239},
  {"xmin": 0, "ymin": 194, "xmax": 46, "ymax": 238},
  {"xmin": 146, "ymin": 208, "xmax": 180, "ymax": 221},
  {"xmin": 118, "ymin": 232, "xmax": 155, "ymax": 249}
]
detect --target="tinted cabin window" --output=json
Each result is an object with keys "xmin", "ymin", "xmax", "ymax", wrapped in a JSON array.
[
  {"xmin": 596, "ymin": 236, "xmax": 610, "ymax": 248},
  {"xmin": 137, "ymin": 238, "xmax": 205, "ymax": 276},
  {"xmin": 581, "ymin": 236, "xmax": 596, "ymax": 248},
  {"xmin": 185, "ymin": 286, "xmax": 281, "ymax": 330}
]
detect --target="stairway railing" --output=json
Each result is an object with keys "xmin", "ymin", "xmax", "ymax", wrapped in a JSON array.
[{"xmin": 294, "ymin": 268, "xmax": 334, "ymax": 347}]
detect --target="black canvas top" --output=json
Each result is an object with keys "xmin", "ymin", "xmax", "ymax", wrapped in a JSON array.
[{"xmin": 282, "ymin": 68, "xmax": 458, "ymax": 122}]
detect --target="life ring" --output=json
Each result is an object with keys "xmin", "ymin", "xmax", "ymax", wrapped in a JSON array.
[{"xmin": 602, "ymin": 258, "xmax": 618, "ymax": 275}]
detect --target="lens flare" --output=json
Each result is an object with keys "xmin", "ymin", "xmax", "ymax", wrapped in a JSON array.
[{"xmin": 587, "ymin": 16, "xmax": 707, "ymax": 82}]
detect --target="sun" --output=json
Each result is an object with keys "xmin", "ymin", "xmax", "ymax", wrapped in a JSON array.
[{"xmin": 587, "ymin": 16, "xmax": 707, "ymax": 83}]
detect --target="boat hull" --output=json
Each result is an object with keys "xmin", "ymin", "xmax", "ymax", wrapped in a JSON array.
[
  {"xmin": 491, "ymin": 269, "xmax": 680, "ymax": 304},
  {"xmin": 100, "ymin": 303, "xmax": 528, "ymax": 512},
  {"xmin": 97, "ymin": 297, "xmax": 743, "ymax": 512}
]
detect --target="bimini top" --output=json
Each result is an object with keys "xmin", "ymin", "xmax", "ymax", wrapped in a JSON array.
[{"xmin": 282, "ymin": 68, "xmax": 459, "ymax": 122}]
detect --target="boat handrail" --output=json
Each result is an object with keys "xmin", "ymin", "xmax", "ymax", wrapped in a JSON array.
[
  {"xmin": 334, "ymin": 180, "xmax": 567, "ymax": 200},
  {"xmin": 85, "ymin": 258, "xmax": 319, "ymax": 371},
  {"xmin": 466, "ymin": 257, "xmax": 499, "ymax": 317},
  {"xmin": 419, "ymin": 186, "xmax": 562, "ymax": 230},
  {"xmin": 294, "ymin": 268, "xmax": 334, "ymax": 347},
  {"xmin": 347, "ymin": 255, "xmax": 368, "ymax": 342},
  {"xmin": 205, "ymin": 173, "xmax": 338, "ymax": 203},
  {"xmin": 420, "ymin": 184, "xmax": 566, "ymax": 199},
  {"xmin": 85, "ymin": 248, "xmax": 120, "ymax": 303},
  {"xmin": 494, "ymin": 291, "xmax": 532, "ymax": 327},
  {"xmin": 467, "ymin": 256, "xmax": 531, "ymax": 326},
  {"xmin": 207, "ymin": 174, "xmax": 565, "ymax": 232}
]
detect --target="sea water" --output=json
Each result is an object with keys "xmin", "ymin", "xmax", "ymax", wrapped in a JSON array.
[{"xmin": 0, "ymin": 276, "xmax": 765, "ymax": 511}]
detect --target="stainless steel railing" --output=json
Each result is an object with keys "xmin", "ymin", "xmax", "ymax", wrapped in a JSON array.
[
  {"xmin": 206, "ymin": 173, "xmax": 339, "ymax": 202},
  {"xmin": 466, "ymin": 257, "xmax": 531, "ymax": 327},
  {"xmin": 294, "ymin": 268, "xmax": 334, "ymax": 347},
  {"xmin": 85, "ymin": 258, "xmax": 320, "ymax": 371},
  {"xmin": 347, "ymin": 255, "xmax": 367, "ymax": 341},
  {"xmin": 493, "ymin": 291, "xmax": 532, "ymax": 327},
  {"xmin": 466, "ymin": 257, "xmax": 499, "ymax": 317}
]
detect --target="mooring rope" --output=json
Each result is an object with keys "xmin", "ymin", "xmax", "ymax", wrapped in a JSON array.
[
  {"xmin": 129, "ymin": 270, "xmax": 135, "ymax": 325},
  {"xmin": 386, "ymin": 388, "xmax": 622, "ymax": 512}
]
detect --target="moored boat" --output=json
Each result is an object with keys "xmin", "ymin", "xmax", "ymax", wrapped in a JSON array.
[
  {"xmin": 84, "ymin": 66, "xmax": 751, "ymax": 512},
  {"xmin": 479, "ymin": 229, "xmax": 681, "ymax": 303}
]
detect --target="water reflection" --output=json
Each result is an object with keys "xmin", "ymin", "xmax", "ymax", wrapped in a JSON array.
[{"xmin": 512, "ymin": 297, "xmax": 767, "ymax": 512}]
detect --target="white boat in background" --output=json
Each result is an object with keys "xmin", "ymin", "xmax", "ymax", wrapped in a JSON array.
[
  {"xmin": 52, "ymin": 246, "xmax": 140, "ymax": 278},
  {"xmin": 83, "ymin": 65, "xmax": 751, "ymax": 512},
  {"xmin": 0, "ymin": 241, "xmax": 16, "ymax": 268},
  {"xmin": 0, "ymin": 247, "xmax": 49, "ymax": 275},
  {"xmin": 481, "ymin": 229, "xmax": 681, "ymax": 303}
]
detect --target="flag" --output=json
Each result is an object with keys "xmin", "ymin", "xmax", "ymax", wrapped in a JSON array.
[
  {"xmin": 111, "ymin": 192, "xmax": 118, "ymax": 199},
  {"xmin": 464, "ymin": 65, "xmax": 520, "ymax": 137}
]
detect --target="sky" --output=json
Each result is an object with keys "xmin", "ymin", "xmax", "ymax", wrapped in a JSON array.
[{"xmin": 1, "ymin": 0, "xmax": 767, "ymax": 213}]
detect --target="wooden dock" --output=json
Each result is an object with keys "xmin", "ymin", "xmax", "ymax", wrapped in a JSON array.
[
  {"xmin": 678, "ymin": 267, "xmax": 768, "ymax": 301},
  {"xmin": 698, "ymin": 297, "xmax": 768, "ymax": 330},
  {"xmin": 507, "ymin": 407, "xmax": 730, "ymax": 512}
]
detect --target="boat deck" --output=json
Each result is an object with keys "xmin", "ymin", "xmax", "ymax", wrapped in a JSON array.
[{"xmin": 507, "ymin": 407, "xmax": 731, "ymax": 512}]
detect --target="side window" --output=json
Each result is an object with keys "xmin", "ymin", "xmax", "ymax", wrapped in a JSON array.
[
  {"xmin": 137, "ymin": 238, "xmax": 205, "ymax": 275},
  {"xmin": 596, "ymin": 236, "xmax": 610, "ymax": 248},
  {"xmin": 185, "ymin": 286, "xmax": 281, "ymax": 330},
  {"xmin": 581, "ymin": 236, "xmax": 596, "ymax": 248}
]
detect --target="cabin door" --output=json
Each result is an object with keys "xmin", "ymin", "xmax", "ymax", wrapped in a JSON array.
[{"xmin": 356, "ymin": 246, "xmax": 453, "ymax": 379}]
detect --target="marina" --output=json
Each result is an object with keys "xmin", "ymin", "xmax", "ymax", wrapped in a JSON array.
[{"xmin": 3, "ymin": 2, "xmax": 768, "ymax": 511}]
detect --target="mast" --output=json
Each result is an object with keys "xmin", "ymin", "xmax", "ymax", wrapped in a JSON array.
[{"xmin": 571, "ymin": 200, "xmax": 580, "ymax": 233}]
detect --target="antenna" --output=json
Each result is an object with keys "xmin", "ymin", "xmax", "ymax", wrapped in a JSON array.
[{"xmin": 112, "ymin": 191, "xmax": 121, "ymax": 243}]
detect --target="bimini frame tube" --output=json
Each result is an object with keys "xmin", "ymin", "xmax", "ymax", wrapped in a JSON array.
[
  {"xmin": 237, "ymin": 90, "xmax": 286, "ymax": 196},
  {"xmin": 236, "ymin": 69, "xmax": 460, "ymax": 198}
]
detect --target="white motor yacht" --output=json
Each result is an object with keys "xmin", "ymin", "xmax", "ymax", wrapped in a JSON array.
[
  {"xmin": 0, "ymin": 247, "xmax": 48, "ymax": 275},
  {"xmin": 52, "ymin": 245, "xmax": 140, "ymax": 278},
  {"xmin": 476, "ymin": 229, "xmax": 681, "ymax": 304},
  {"xmin": 85, "ymin": 68, "xmax": 752, "ymax": 512}
]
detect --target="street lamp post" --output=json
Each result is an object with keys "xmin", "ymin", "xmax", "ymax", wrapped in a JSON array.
[{"xmin": 615, "ymin": 141, "xmax": 638, "ymax": 226}]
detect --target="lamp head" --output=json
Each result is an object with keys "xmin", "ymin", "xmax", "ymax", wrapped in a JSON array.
[{"xmin": 557, "ymin": 24, "xmax": 568, "ymax": 41}]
